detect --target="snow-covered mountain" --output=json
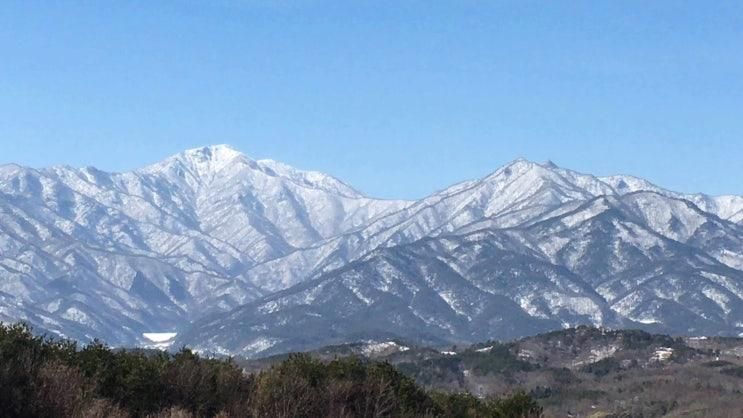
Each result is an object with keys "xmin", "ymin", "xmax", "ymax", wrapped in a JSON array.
[
  {"xmin": 178, "ymin": 190, "xmax": 743, "ymax": 357},
  {"xmin": 1, "ymin": 145, "xmax": 743, "ymax": 355},
  {"xmin": 178, "ymin": 158, "xmax": 743, "ymax": 357},
  {"xmin": 0, "ymin": 145, "xmax": 409, "ymax": 345}
]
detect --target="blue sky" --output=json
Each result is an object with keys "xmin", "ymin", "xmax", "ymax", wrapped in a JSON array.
[{"xmin": 1, "ymin": 1, "xmax": 742, "ymax": 199}]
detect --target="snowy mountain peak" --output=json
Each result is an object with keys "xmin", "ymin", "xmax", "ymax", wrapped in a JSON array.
[
  {"xmin": 484, "ymin": 158, "xmax": 539, "ymax": 179},
  {"xmin": 182, "ymin": 144, "xmax": 244, "ymax": 163},
  {"xmin": 483, "ymin": 158, "xmax": 579, "ymax": 190},
  {"xmin": 165, "ymin": 144, "xmax": 246, "ymax": 173},
  {"xmin": 137, "ymin": 145, "xmax": 365, "ymax": 198},
  {"xmin": 488, "ymin": 158, "xmax": 573, "ymax": 179},
  {"xmin": 138, "ymin": 144, "xmax": 249, "ymax": 185}
]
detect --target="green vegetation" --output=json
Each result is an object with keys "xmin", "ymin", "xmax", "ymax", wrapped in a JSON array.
[
  {"xmin": 701, "ymin": 359, "xmax": 733, "ymax": 368},
  {"xmin": 396, "ymin": 356, "xmax": 462, "ymax": 387},
  {"xmin": 431, "ymin": 392, "xmax": 542, "ymax": 418},
  {"xmin": 0, "ymin": 323, "xmax": 542, "ymax": 417},
  {"xmin": 580, "ymin": 357, "xmax": 622, "ymax": 377},
  {"xmin": 461, "ymin": 343, "xmax": 535, "ymax": 376},
  {"xmin": 720, "ymin": 365, "xmax": 743, "ymax": 379},
  {"xmin": 313, "ymin": 327, "xmax": 743, "ymax": 418}
]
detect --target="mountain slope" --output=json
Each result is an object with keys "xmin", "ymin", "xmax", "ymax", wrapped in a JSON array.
[
  {"xmin": 2, "ymin": 147, "xmax": 743, "ymax": 353},
  {"xmin": 0, "ymin": 145, "xmax": 408, "ymax": 345},
  {"xmin": 180, "ymin": 192, "xmax": 743, "ymax": 357},
  {"xmin": 238, "ymin": 160, "xmax": 743, "ymax": 294}
]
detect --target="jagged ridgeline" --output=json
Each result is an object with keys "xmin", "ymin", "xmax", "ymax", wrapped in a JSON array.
[
  {"xmin": 0, "ymin": 323, "xmax": 541, "ymax": 418},
  {"xmin": 1, "ymin": 145, "xmax": 743, "ymax": 354}
]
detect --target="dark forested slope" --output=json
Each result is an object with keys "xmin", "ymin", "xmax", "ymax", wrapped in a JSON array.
[{"xmin": 0, "ymin": 322, "xmax": 540, "ymax": 418}]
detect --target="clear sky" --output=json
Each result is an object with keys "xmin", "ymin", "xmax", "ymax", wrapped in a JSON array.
[{"xmin": 1, "ymin": 1, "xmax": 742, "ymax": 199}]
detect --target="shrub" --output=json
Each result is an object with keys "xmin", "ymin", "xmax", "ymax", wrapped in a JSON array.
[
  {"xmin": 580, "ymin": 357, "xmax": 622, "ymax": 377},
  {"xmin": 0, "ymin": 323, "xmax": 542, "ymax": 418}
]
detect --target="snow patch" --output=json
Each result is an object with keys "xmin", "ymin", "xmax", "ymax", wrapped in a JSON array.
[
  {"xmin": 361, "ymin": 341, "xmax": 409, "ymax": 356},
  {"xmin": 652, "ymin": 347, "xmax": 674, "ymax": 362},
  {"xmin": 241, "ymin": 338, "xmax": 280, "ymax": 355},
  {"xmin": 143, "ymin": 332, "xmax": 178, "ymax": 343},
  {"xmin": 143, "ymin": 332, "xmax": 178, "ymax": 349}
]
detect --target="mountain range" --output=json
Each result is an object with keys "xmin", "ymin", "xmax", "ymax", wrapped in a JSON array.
[{"xmin": 1, "ymin": 144, "xmax": 742, "ymax": 357}]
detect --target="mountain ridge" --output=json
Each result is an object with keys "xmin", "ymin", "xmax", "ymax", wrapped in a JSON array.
[{"xmin": 1, "ymin": 144, "xmax": 743, "ymax": 355}]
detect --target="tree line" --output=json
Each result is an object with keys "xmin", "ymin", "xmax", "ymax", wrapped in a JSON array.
[{"xmin": 0, "ymin": 323, "xmax": 542, "ymax": 417}]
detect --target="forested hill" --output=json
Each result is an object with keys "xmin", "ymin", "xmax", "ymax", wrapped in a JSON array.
[
  {"xmin": 0, "ymin": 322, "xmax": 540, "ymax": 418},
  {"xmin": 4, "ymin": 322, "xmax": 743, "ymax": 417},
  {"xmin": 240, "ymin": 326, "xmax": 743, "ymax": 417}
]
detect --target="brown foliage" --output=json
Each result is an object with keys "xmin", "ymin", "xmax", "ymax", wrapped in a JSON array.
[
  {"xmin": 33, "ymin": 361, "xmax": 88, "ymax": 418},
  {"xmin": 77, "ymin": 399, "xmax": 129, "ymax": 418},
  {"xmin": 148, "ymin": 406, "xmax": 194, "ymax": 418}
]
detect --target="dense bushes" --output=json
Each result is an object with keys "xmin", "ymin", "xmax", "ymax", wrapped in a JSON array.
[
  {"xmin": 431, "ymin": 391, "xmax": 542, "ymax": 418},
  {"xmin": 0, "ymin": 323, "xmax": 247, "ymax": 417},
  {"xmin": 461, "ymin": 343, "xmax": 535, "ymax": 376},
  {"xmin": 580, "ymin": 357, "xmax": 622, "ymax": 377},
  {"xmin": 720, "ymin": 365, "xmax": 743, "ymax": 379},
  {"xmin": 251, "ymin": 354, "xmax": 436, "ymax": 417},
  {"xmin": 0, "ymin": 323, "xmax": 542, "ymax": 417}
]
